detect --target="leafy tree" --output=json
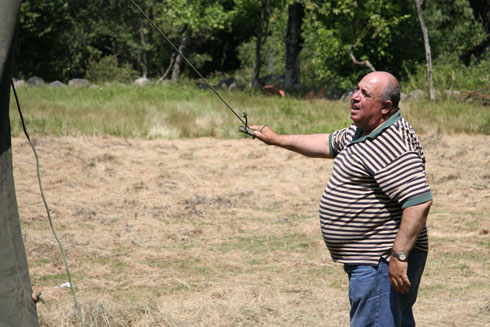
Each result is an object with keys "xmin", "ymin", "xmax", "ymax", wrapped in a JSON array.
[
  {"xmin": 16, "ymin": 0, "xmax": 488, "ymax": 93},
  {"xmin": 468, "ymin": 0, "xmax": 490, "ymax": 32},
  {"xmin": 161, "ymin": 0, "xmax": 231, "ymax": 81},
  {"xmin": 71, "ymin": 0, "xmax": 164, "ymax": 79},
  {"xmin": 301, "ymin": 0, "xmax": 420, "ymax": 91},
  {"xmin": 422, "ymin": 0, "xmax": 486, "ymax": 57},
  {"xmin": 17, "ymin": 0, "xmax": 75, "ymax": 80},
  {"xmin": 463, "ymin": 0, "xmax": 490, "ymax": 64}
]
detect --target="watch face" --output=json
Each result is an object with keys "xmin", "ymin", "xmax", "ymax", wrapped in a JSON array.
[{"xmin": 399, "ymin": 253, "xmax": 407, "ymax": 261}]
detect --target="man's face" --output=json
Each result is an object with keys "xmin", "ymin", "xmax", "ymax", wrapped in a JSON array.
[{"xmin": 350, "ymin": 73, "xmax": 387, "ymax": 133}]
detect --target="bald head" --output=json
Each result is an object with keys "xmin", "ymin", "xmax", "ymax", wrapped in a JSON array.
[
  {"xmin": 350, "ymin": 72, "xmax": 402, "ymax": 134},
  {"xmin": 364, "ymin": 71, "xmax": 400, "ymax": 111}
]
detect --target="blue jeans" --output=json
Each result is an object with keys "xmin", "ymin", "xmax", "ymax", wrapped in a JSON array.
[{"xmin": 343, "ymin": 249, "xmax": 427, "ymax": 327}]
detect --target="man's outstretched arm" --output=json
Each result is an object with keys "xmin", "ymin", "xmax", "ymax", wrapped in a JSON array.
[{"xmin": 249, "ymin": 125, "xmax": 333, "ymax": 159}]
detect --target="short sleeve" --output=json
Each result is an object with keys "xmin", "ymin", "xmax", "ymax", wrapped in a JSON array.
[
  {"xmin": 329, "ymin": 125, "xmax": 356, "ymax": 158},
  {"xmin": 374, "ymin": 151, "xmax": 432, "ymax": 208}
]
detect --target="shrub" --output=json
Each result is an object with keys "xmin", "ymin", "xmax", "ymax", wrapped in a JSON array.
[
  {"xmin": 405, "ymin": 54, "xmax": 490, "ymax": 93},
  {"xmin": 85, "ymin": 56, "xmax": 139, "ymax": 83}
]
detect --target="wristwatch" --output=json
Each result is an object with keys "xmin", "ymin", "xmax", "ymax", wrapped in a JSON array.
[{"xmin": 391, "ymin": 250, "xmax": 408, "ymax": 262}]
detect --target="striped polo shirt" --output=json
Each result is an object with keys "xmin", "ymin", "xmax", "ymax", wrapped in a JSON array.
[{"xmin": 319, "ymin": 111, "xmax": 432, "ymax": 265}]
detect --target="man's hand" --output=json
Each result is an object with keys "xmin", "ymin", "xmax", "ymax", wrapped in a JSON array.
[
  {"xmin": 390, "ymin": 200, "xmax": 432, "ymax": 294},
  {"xmin": 249, "ymin": 125, "xmax": 278, "ymax": 145},
  {"xmin": 389, "ymin": 258, "xmax": 411, "ymax": 294}
]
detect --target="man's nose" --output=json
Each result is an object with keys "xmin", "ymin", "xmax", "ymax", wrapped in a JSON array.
[{"xmin": 351, "ymin": 89, "xmax": 361, "ymax": 100}]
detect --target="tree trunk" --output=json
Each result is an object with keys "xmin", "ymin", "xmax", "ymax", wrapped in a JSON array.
[
  {"xmin": 137, "ymin": 18, "xmax": 151, "ymax": 78},
  {"xmin": 144, "ymin": 6, "xmax": 153, "ymax": 78},
  {"xmin": 159, "ymin": 52, "xmax": 176, "ymax": 81},
  {"xmin": 416, "ymin": 0, "xmax": 435, "ymax": 101},
  {"xmin": 251, "ymin": 0, "xmax": 269, "ymax": 89},
  {"xmin": 284, "ymin": 2, "xmax": 305, "ymax": 93},
  {"xmin": 171, "ymin": 28, "xmax": 191, "ymax": 81}
]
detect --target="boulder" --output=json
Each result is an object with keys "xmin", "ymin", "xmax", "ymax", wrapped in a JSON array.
[
  {"xmin": 407, "ymin": 89, "xmax": 425, "ymax": 101},
  {"xmin": 13, "ymin": 79, "xmax": 26, "ymax": 89},
  {"xmin": 50, "ymin": 80, "xmax": 67, "ymax": 88},
  {"xmin": 27, "ymin": 76, "xmax": 45, "ymax": 86},
  {"xmin": 443, "ymin": 90, "xmax": 461, "ymax": 97},
  {"xmin": 68, "ymin": 78, "xmax": 90, "ymax": 87},
  {"xmin": 133, "ymin": 77, "xmax": 151, "ymax": 86},
  {"xmin": 217, "ymin": 77, "xmax": 236, "ymax": 90}
]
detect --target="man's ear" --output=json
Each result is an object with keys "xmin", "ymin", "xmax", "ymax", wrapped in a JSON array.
[{"xmin": 381, "ymin": 100, "xmax": 393, "ymax": 115}]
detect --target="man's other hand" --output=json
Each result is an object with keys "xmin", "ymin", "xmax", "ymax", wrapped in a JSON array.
[{"xmin": 389, "ymin": 258, "xmax": 411, "ymax": 294}]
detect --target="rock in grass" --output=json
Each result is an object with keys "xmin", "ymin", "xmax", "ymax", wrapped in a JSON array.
[
  {"xmin": 13, "ymin": 79, "xmax": 26, "ymax": 88},
  {"xmin": 27, "ymin": 76, "xmax": 45, "ymax": 86},
  {"xmin": 407, "ymin": 89, "xmax": 425, "ymax": 101},
  {"xmin": 68, "ymin": 78, "xmax": 90, "ymax": 87},
  {"xmin": 134, "ymin": 77, "xmax": 151, "ymax": 86},
  {"xmin": 50, "ymin": 80, "xmax": 67, "ymax": 88}
]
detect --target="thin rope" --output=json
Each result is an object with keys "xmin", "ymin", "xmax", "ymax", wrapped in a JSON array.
[
  {"xmin": 11, "ymin": 80, "xmax": 85, "ymax": 327},
  {"xmin": 129, "ymin": 0, "xmax": 248, "ymax": 127}
]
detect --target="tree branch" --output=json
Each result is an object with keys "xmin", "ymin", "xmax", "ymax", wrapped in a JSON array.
[
  {"xmin": 158, "ymin": 52, "xmax": 176, "ymax": 82},
  {"xmin": 348, "ymin": 44, "xmax": 376, "ymax": 72}
]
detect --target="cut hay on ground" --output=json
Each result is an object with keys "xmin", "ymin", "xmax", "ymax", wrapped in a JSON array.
[{"xmin": 13, "ymin": 134, "xmax": 490, "ymax": 327}]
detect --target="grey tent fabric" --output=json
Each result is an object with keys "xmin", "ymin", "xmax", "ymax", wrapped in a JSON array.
[{"xmin": 0, "ymin": 0, "xmax": 40, "ymax": 325}]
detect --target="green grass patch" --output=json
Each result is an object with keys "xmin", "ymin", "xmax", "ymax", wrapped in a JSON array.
[
  {"xmin": 143, "ymin": 257, "xmax": 215, "ymax": 277},
  {"xmin": 30, "ymin": 258, "xmax": 52, "ymax": 266},
  {"xmin": 11, "ymin": 82, "xmax": 488, "ymax": 139},
  {"xmin": 88, "ymin": 256, "xmax": 128, "ymax": 271},
  {"xmin": 478, "ymin": 238, "xmax": 490, "ymax": 248},
  {"xmin": 32, "ymin": 271, "xmax": 82, "ymax": 287},
  {"xmin": 402, "ymin": 98, "xmax": 490, "ymax": 134}
]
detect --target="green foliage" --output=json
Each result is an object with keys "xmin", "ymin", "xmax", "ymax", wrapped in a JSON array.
[
  {"xmin": 17, "ymin": 0, "xmax": 74, "ymax": 80},
  {"xmin": 164, "ymin": 0, "xmax": 231, "ymax": 33},
  {"xmin": 423, "ymin": 0, "xmax": 487, "ymax": 56},
  {"xmin": 234, "ymin": 0, "xmax": 289, "ymax": 81},
  {"xmin": 301, "ymin": 0, "xmax": 419, "ymax": 90},
  {"xmin": 405, "ymin": 53, "xmax": 490, "ymax": 92},
  {"xmin": 15, "ymin": 0, "xmax": 489, "ymax": 96},
  {"xmin": 85, "ymin": 56, "xmax": 139, "ymax": 83},
  {"xmin": 236, "ymin": 7, "xmax": 287, "ymax": 82}
]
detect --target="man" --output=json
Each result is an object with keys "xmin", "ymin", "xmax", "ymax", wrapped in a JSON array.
[{"xmin": 250, "ymin": 71, "xmax": 432, "ymax": 327}]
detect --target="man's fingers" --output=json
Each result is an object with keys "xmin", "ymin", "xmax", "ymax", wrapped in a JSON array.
[
  {"xmin": 249, "ymin": 125, "xmax": 268, "ymax": 133},
  {"xmin": 400, "ymin": 275, "xmax": 412, "ymax": 293},
  {"xmin": 390, "ymin": 275, "xmax": 410, "ymax": 294},
  {"xmin": 402, "ymin": 275, "xmax": 412, "ymax": 288}
]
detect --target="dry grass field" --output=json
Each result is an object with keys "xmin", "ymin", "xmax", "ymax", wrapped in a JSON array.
[{"xmin": 12, "ymin": 132, "xmax": 490, "ymax": 326}]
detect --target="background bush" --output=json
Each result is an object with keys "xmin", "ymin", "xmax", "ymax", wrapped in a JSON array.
[{"xmin": 85, "ymin": 56, "xmax": 139, "ymax": 84}]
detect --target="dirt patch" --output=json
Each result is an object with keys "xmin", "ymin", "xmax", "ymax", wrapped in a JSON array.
[{"xmin": 12, "ymin": 134, "xmax": 490, "ymax": 326}]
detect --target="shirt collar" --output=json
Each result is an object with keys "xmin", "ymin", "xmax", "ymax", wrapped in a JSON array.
[{"xmin": 350, "ymin": 110, "xmax": 402, "ymax": 145}]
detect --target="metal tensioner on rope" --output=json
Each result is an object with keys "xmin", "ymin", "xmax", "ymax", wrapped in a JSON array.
[{"xmin": 239, "ymin": 111, "xmax": 256, "ymax": 138}]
